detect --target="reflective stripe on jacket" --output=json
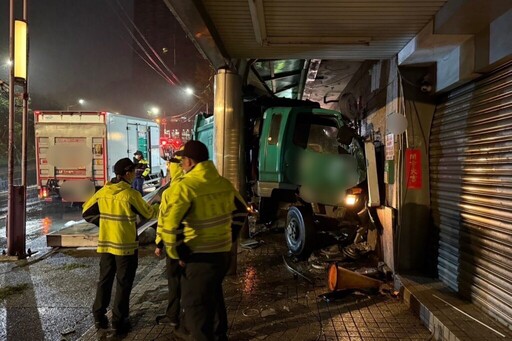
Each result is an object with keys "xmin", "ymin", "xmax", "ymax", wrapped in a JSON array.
[
  {"xmin": 82, "ymin": 180, "xmax": 158, "ymax": 256},
  {"xmin": 158, "ymin": 160, "xmax": 237, "ymax": 259}
]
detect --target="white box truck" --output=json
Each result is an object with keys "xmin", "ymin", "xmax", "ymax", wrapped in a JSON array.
[{"xmin": 34, "ymin": 111, "xmax": 166, "ymax": 202}]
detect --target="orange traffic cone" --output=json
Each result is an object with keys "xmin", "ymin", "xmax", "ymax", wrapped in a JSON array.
[{"xmin": 328, "ymin": 263, "xmax": 383, "ymax": 292}]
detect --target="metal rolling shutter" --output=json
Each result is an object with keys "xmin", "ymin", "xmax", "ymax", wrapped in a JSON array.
[{"xmin": 430, "ymin": 62, "xmax": 512, "ymax": 328}]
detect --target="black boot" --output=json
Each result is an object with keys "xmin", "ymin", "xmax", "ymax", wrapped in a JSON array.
[
  {"xmin": 155, "ymin": 314, "xmax": 179, "ymax": 327},
  {"xmin": 112, "ymin": 318, "xmax": 132, "ymax": 336},
  {"xmin": 94, "ymin": 315, "xmax": 109, "ymax": 329}
]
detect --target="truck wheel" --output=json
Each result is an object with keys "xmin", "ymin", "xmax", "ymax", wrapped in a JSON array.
[{"xmin": 285, "ymin": 206, "xmax": 315, "ymax": 258}]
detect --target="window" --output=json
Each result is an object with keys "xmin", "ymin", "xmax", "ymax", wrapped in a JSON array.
[
  {"xmin": 267, "ymin": 114, "xmax": 282, "ymax": 145},
  {"xmin": 293, "ymin": 114, "xmax": 341, "ymax": 155}
]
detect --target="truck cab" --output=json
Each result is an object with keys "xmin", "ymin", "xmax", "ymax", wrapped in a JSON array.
[
  {"xmin": 192, "ymin": 102, "xmax": 368, "ymax": 257},
  {"xmin": 256, "ymin": 107, "xmax": 366, "ymax": 204},
  {"xmin": 253, "ymin": 107, "xmax": 367, "ymax": 256}
]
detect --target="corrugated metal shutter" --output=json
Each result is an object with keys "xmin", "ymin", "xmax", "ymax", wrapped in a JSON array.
[{"xmin": 430, "ymin": 62, "xmax": 512, "ymax": 327}]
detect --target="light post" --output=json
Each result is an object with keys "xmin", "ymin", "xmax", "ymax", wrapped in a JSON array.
[
  {"xmin": 147, "ymin": 106, "xmax": 160, "ymax": 116},
  {"xmin": 184, "ymin": 87, "xmax": 209, "ymax": 115},
  {"xmin": 7, "ymin": 0, "xmax": 29, "ymax": 258},
  {"xmin": 67, "ymin": 98, "xmax": 85, "ymax": 111}
]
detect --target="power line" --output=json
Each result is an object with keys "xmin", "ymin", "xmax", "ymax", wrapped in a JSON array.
[
  {"xmin": 105, "ymin": 0, "xmax": 178, "ymax": 86},
  {"xmin": 113, "ymin": 0, "xmax": 180, "ymax": 84}
]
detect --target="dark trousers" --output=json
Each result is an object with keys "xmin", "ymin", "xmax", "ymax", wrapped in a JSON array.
[
  {"xmin": 132, "ymin": 177, "xmax": 144, "ymax": 195},
  {"xmin": 92, "ymin": 252, "xmax": 138, "ymax": 325},
  {"xmin": 181, "ymin": 252, "xmax": 230, "ymax": 341},
  {"xmin": 165, "ymin": 256, "xmax": 182, "ymax": 322}
]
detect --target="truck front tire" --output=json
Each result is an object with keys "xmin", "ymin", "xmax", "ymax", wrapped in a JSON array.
[{"xmin": 285, "ymin": 206, "xmax": 315, "ymax": 258}]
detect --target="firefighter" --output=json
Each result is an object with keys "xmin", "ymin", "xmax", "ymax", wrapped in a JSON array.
[
  {"xmin": 154, "ymin": 148, "xmax": 184, "ymax": 327},
  {"xmin": 132, "ymin": 150, "xmax": 150, "ymax": 195},
  {"xmin": 83, "ymin": 157, "xmax": 159, "ymax": 335},
  {"xmin": 159, "ymin": 140, "xmax": 248, "ymax": 341}
]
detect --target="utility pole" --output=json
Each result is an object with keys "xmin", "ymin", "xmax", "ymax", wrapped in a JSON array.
[
  {"xmin": 22, "ymin": 0, "xmax": 29, "ymax": 188},
  {"xmin": 7, "ymin": 0, "xmax": 29, "ymax": 258}
]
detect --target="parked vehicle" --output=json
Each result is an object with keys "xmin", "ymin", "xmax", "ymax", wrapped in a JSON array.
[
  {"xmin": 193, "ymin": 98, "xmax": 368, "ymax": 257},
  {"xmin": 34, "ymin": 111, "xmax": 166, "ymax": 202}
]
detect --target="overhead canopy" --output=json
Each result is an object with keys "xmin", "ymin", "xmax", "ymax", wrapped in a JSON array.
[
  {"xmin": 164, "ymin": 0, "xmax": 448, "ymax": 64},
  {"xmin": 164, "ymin": 0, "xmax": 512, "ymax": 98},
  {"xmin": 250, "ymin": 59, "xmax": 307, "ymax": 99}
]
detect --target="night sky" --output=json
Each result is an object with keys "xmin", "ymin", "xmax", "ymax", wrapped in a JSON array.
[{"xmin": 0, "ymin": 0, "xmax": 207, "ymax": 117}]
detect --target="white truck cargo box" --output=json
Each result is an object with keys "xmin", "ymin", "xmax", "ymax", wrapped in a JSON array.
[{"xmin": 34, "ymin": 111, "xmax": 165, "ymax": 202}]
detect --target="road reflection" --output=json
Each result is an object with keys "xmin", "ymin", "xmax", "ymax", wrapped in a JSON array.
[
  {"xmin": 243, "ymin": 265, "xmax": 259, "ymax": 295},
  {"xmin": 0, "ymin": 200, "xmax": 83, "ymax": 251},
  {"xmin": 41, "ymin": 217, "xmax": 52, "ymax": 235}
]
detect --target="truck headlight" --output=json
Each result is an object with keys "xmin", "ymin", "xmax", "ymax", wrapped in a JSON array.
[
  {"xmin": 343, "ymin": 187, "xmax": 363, "ymax": 207},
  {"xmin": 345, "ymin": 194, "xmax": 357, "ymax": 206}
]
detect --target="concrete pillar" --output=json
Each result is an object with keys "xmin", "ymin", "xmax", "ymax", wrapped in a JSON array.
[
  {"xmin": 214, "ymin": 67, "xmax": 244, "ymax": 275},
  {"xmin": 213, "ymin": 68, "xmax": 244, "ymax": 191}
]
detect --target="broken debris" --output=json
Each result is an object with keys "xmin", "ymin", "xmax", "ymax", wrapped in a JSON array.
[
  {"xmin": 282, "ymin": 255, "xmax": 315, "ymax": 284},
  {"xmin": 240, "ymin": 239, "xmax": 264, "ymax": 250},
  {"xmin": 260, "ymin": 308, "xmax": 277, "ymax": 317}
]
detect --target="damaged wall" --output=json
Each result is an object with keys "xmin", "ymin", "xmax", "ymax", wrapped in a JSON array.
[
  {"xmin": 337, "ymin": 58, "xmax": 438, "ymax": 275},
  {"xmin": 336, "ymin": 58, "xmax": 400, "ymax": 272},
  {"xmin": 398, "ymin": 66, "xmax": 437, "ymax": 275}
]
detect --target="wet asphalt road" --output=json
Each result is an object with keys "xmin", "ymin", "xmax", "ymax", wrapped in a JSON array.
[
  {"xmin": 0, "ymin": 190, "xmax": 162, "ymax": 340},
  {"xmin": 0, "ymin": 187, "xmax": 84, "ymax": 253},
  {"xmin": 0, "ymin": 246, "xmax": 161, "ymax": 341}
]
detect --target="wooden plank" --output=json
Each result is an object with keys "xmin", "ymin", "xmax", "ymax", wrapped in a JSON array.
[
  {"xmin": 46, "ymin": 234, "xmax": 98, "ymax": 248},
  {"xmin": 377, "ymin": 206, "xmax": 395, "ymax": 272},
  {"xmin": 46, "ymin": 219, "xmax": 158, "ymax": 248}
]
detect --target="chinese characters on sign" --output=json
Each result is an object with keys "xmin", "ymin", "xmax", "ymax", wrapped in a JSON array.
[
  {"xmin": 405, "ymin": 148, "xmax": 422, "ymax": 189},
  {"xmin": 385, "ymin": 134, "xmax": 394, "ymax": 160}
]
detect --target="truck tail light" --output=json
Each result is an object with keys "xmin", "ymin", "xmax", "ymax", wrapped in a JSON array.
[{"xmin": 39, "ymin": 187, "xmax": 48, "ymax": 199}]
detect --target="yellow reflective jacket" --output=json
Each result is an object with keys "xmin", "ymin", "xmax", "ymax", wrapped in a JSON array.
[
  {"xmin": 82, "ymin": 180, "xmax": 158, "ymax": 256},
  {"xmin": 158, "ymin": 160, "xmax": 241, "ymax": 259},
  {"xmin": 135, "ymin": 159, "xmax": 150, "ymax": 178},
  {"xmin": 155, "ymin": 161, "xmax": 184, "ymax": 247}
]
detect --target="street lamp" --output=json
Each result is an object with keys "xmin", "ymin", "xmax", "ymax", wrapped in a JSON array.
[
  {"xmin": 184, "ymin": 87, "xmax": 208, "ymax": 114},
  {"xmin": 67, "ymin": 98, "xmax": 85, "ymax": 111},
  {"xmin": 148, "ymin": 106, "xmax": 160, "ymax": 116}
]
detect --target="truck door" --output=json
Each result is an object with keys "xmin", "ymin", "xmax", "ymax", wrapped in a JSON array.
[
  {"xmin": 127, "ymin": 123, "xmax": 139, "ymax": 157},
  {"xmin": 259, "ymin": 111, "xmax": 285, "ymax": 182},
  {"xmin": 148, "ymin": 125, "xmax": 161, "ymax": 175}
]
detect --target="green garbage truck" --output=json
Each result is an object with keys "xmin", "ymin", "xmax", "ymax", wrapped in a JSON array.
[{"xmin": 193, "ymin": 98, "xmax": 367, "ymax": 257}]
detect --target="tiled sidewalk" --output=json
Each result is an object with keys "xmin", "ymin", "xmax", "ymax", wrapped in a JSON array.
[
  {"xmin": 79, "ymin": 234, "xmax": 431, "ymax": 340},
  {"xmin": 400, "ymin": 275, "xmax": 512, "ymax": 341}
]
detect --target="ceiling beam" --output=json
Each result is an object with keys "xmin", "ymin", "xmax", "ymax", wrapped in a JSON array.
[
  {"xmin": 297, "ymin": 60, "xmax": 310, "ymax": 100},
  {"xmin": 274, "ymin": 82, "xmax": 299, "ymax": 95},
  {"xmin": 248, "ymin": 0, "xmax": 267, "ymax": 46},
  {"xmin": 250, "ymin": 65, "xmax": 275, "ymax": 97},
  {"xmin": 261, "ymin": 69, "xmax": 302, "ymax": 81},
  {"xmin": 163, "ymin": 0, "xmax": 231, "ymax": 70},
  {"xmin": 267, "ymin": 36, "xmax": 371, "ymax": 46}
]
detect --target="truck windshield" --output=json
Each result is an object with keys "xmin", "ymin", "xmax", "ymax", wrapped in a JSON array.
[{"xmin": 293, "ymin": 114, "xmax": 341, "ymax": 155}]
